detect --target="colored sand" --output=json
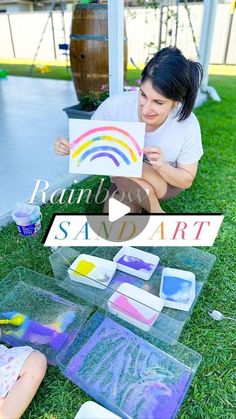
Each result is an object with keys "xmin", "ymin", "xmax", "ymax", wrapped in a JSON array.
[
  {"xmin": 111, "ymin": 294, "xmax": 158, "ymax": 325},
  {"xmin": 118, "ymin": 255, "xmax": 155, "ymax": 272},
  {"xmin": 162, "ymin": 276, "xmax": 192, "ymax": 303},
  {"xmin": 65, "ymin": 317, "xmax": 191, "ymax": 419},
  {"xmin": 0, "ymin": 282, "xmax": 91, "ymax": 361},
  {"xmin": 2, "ymin": 310, "xmax": 75, "ymax": 351},
  {"xmin": 75, "ymin": 260, "xmax": 95, "ymax": 276}
]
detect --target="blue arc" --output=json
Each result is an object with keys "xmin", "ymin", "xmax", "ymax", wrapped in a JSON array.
[{"xmin": 78, "ymin": 146, "xmax": 131, "ymax": 165}]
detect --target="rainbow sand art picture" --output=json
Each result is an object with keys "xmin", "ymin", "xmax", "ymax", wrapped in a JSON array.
[{"xmin": 69, "ymin": 120, "xmax": 145, "ymax": 177}]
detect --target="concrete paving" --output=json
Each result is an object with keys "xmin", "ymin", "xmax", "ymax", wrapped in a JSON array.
[
  {"xmin": 0, "ymin": 76, "xmax": 87, "ymax": 227},
  {"xmin": 0, "ymin": 75, "xmax": 207, "ymax": 228}
]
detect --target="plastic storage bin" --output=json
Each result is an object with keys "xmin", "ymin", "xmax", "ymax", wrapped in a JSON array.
[
  {"xmin": 57, "ymin": 310, "xmax": 202, "ymax": 419},
  {"xmin": 0, "ymin": 267, "xmax": 92, "ymax": 363},
  {"xmin": 50, "ymin": 246, "xmax": 216, "ymax": 339}
]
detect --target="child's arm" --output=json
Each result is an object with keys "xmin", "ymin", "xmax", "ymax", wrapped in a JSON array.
[{"xmin": 54, "ymin": 137, "xmax": 71, "ymax": 156}]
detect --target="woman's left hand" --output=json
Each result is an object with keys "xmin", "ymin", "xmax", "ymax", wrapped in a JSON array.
[{"xmin": 143, "ymin": 146, "xmax": 165, "ymax": 170}]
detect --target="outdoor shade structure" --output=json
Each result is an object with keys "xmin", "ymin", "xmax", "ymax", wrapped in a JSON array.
[
  {"xmin": 107, "ymin": 0, "xmax": 220, "ymax": 104},
  {"xmin": 108, "ymin": 0, "xmax": 124, "ymax": 97},
  {"xmin": 198, "ymin": 0, "xmax": 220, "ymax": 102}
]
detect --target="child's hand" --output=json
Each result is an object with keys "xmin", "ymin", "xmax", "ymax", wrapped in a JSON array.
[
  {"xmin": 54, "ymin": 137, "xmax": 71, "ymax": 156},
  {"xmin": 143, "ymin": 146, "xmax": 165, "ymax": 170}
]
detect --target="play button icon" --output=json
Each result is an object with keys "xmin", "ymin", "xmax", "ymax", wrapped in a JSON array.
[
  {"xmin": 86, "ymin": 178, "xmax": 151, "ymax": 242},
  {"xmin": 108, "ymin": 197, "xmax": 130, "ymax": 222}
]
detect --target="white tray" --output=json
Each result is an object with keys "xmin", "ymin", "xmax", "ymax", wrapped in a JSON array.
[
  {"xmin": 68, "ymin": 254, "xmax": 117, "ymax": 290},
  {"xmin": 108, "ymin": 283, "xmax": 164, "ymax": 332},
  {"xmin": 159, "ymin": 267, "xmax": 195, "ymax": 311},
  {"xmin": 75, "ymin": 401, "xmax": 121, "ymax": 419},
  {"xmin": 113, "ymin": 247, "xmax": 159, "ymax": 280}
]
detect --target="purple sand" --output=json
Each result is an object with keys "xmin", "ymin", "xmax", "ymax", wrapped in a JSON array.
[
  {"xmin": 65, "ymin": 318, "xmax": 191, "ymax": 419},
  {"xmin": 23, "ymin": 321, "xmax": 69, "ymax": 350},
  {"xmin": 109, "ymin": 271, "xmax": 142, "ymax": 288},
  {"xmin": 118, "ymin": 255, "xmax": 155, "ymax": 272},
  {"xmin": 109, "ymin": 271, "xmax": 157, "ymax": 295},
  {"xmin": 1, "ymin": 310, "xmax": 75, "ymax": 351}
]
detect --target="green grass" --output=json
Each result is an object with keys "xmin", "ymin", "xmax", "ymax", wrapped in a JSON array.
[
  {"xmin": 0, "ymin": 62, "xmax": 142, "ymax": 84},
  {"xmin": 0, "ymin": 63, "xmax": 72, "ymax": 80},
  {"xmin": 0, "ymin": 75, "xmax": 236, "ymax": 418}
]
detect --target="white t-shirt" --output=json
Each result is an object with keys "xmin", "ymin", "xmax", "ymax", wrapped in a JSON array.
[{"xmin": 92, "ymin": 91, "xmax": 203, "ymax": 166}]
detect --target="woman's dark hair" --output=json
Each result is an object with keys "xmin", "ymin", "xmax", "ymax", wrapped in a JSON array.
[{"xmin": 141, "ymin": 47, "xmax": 203, "ymax": 121}]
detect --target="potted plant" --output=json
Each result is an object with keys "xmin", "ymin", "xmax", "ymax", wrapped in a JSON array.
[
  {"xmin": 63, "ymin": 86, "xmax": 109, "ymax": 120},
  {"xmin": 63, "ymin": 82, "xmax": 140, "ymax": 120}
]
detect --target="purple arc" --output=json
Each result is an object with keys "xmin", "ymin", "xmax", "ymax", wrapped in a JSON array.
[{"xmin": 90, "ymin": 152, "xmax": 120, "ymax": 167}]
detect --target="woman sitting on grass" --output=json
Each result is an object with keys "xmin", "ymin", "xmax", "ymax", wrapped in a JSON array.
[{"xmin": 55, "ymin": 47, "xmax": 203, "ymax": 213}]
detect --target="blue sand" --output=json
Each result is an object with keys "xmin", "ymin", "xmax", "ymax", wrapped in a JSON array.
[{"xmin": 162, "ymin": 276, "xmax": 192, "ymax": 303}]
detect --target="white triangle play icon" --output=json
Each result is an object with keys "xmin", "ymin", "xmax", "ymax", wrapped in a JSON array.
[{"xmin": 108, "ymin": 197, "xmax": 131, "ymax": 222}]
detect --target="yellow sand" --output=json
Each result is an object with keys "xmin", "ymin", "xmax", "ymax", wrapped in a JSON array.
[{"xmin": 75, "ymin": 260, "xmax": 95, "ymax": 276}]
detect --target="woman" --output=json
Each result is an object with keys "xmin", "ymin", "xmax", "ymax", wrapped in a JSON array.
[{"xmin": 55, "ymin": 47, "xmax": 203, "ymax": 213}]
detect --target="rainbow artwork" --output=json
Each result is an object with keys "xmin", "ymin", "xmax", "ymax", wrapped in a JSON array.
[{"xmin": 69, "ymin": 120, "xmax": 145, "ymax": 177}]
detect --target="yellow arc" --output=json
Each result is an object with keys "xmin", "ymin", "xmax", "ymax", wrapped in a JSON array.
[{"xmin": 72, "ymin": 135, "xmax": 137, "ymax": 162}]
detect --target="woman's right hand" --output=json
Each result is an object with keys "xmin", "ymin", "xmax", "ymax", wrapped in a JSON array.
[{"xmin": 54, "ymin": 137, "xmax": 71, "ymax": 156}]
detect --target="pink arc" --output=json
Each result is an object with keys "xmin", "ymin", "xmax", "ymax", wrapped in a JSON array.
[{"xmin": 71, "ymin": 126, "xmax": 143, "ymax": 156}]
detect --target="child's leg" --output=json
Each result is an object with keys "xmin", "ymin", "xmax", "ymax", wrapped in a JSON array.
[{"xmin": 0, "ymin": 351, "xmax": 47, "ymax": 419}]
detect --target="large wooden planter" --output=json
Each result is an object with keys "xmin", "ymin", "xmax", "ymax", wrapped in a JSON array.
[{"xmin": 70, "ymin": 3, "xmax": 127, "ymax": 99}]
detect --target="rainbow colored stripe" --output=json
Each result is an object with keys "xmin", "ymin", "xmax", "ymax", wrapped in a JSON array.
[{"xmin": 71, "ymin": 126, "xmax": 142, "ymax": 167}]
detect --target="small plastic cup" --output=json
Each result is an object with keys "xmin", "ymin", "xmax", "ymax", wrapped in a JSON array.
[{"xmin": 11, "ymin": 204, "xmax": 42, "ymax": 237}]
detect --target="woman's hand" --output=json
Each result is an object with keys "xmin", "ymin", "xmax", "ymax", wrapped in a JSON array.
[
  {"xmin": 143, "ymin": 146, "xmax": 165, "ymax": 170},
  {"xmin": 54, "ymin": 137, "xmax": 71, "ymax": 156}
]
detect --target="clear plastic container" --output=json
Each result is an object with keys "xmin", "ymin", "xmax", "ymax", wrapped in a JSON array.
[
  {"xmin": 50, "ymin": 246, "xmax": 216, "ymax": 340},
  {"xmin": 57, "ymin": 310, "xmax": 202, "ymax": 419},
  {"xmin": 0, "ymin": 267, "xmax": 92, "ymax": 363}
]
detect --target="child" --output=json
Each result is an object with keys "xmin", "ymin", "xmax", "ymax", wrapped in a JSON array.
[
  {"xmin": 0, "ymin": 339, "xmax": 47, "ymax": 419},
  {"xmin": 55, "ymin": 47, "xmax": 203, "ymax": 213}
]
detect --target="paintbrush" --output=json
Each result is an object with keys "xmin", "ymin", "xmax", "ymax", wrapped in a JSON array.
[{"xmin": 0, "ymin": 314, "xmax": 24, "ymax": 326}]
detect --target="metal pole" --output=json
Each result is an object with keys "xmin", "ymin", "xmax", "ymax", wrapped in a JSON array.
[
  {"xmin": 174, "ymin": 0, "xmax": 179, "ymax": 47},
  {"xmin": 7, "ymin": 14, "xmax": 16, "ymax": 58},
  {"xmin": 223, "ymin": 1, "xmax": 236, "ymax": 64},
  {"xmin": 28, "ymin": 0, "xmax": 57, "ymax": 76},
  {"xmin": 50, "ymin": 12, "xmax": 57, "ymax": 60},
  {"xmin": 199, "ymin": 0, "xmax": 218, "ymax": 91},
  {"xmin": 108, "ymin": 0, "xmax": 124, "ymax": 97},
  {"xmin": 158, "ymin": 5, "xmax": 164, "ymax": 50}
]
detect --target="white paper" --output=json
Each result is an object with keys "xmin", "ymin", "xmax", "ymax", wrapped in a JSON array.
[{"xmin": 69, "ymin": 119, "xmax": 145, "ymax": 177}]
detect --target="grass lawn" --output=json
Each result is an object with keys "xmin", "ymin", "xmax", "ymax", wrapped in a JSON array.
[
  {"xmin": 0, "ymin": 74, "xmax": 236, "ymax": 418},
  {"xmin": 0, "ymin": 60, "xmax": 236, "ymax": 79},
  {"xmin": 0, "ymin": 62, "xmax": 72, "ymax": 80}
]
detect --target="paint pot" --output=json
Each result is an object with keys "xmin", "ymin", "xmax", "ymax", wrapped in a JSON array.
[{"xmin": 11, "ymin": 203, "xmax": 42, "ymax": 237}]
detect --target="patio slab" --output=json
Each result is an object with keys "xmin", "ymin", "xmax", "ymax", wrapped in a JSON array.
[{"xmin": 0, "ymin": 76, "xmax": 87, "ymax": 227}]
